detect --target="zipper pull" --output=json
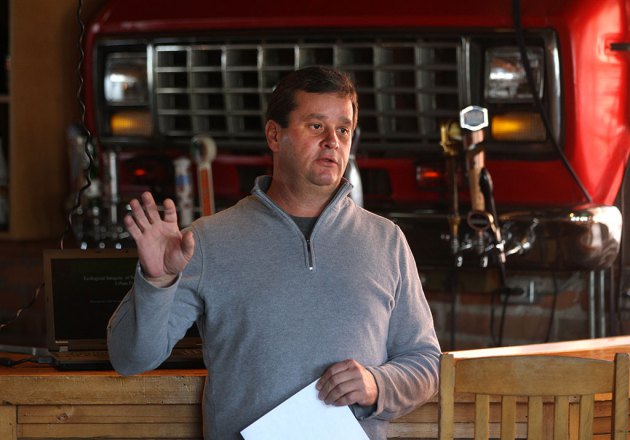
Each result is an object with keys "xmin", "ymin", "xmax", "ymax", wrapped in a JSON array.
[{"xmin": 306, "ymin": 239, "xmax": 314, "ymax": 271}]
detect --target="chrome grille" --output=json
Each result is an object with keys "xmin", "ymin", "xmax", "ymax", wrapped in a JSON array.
[{"xmin": 154, "ymin": 35, "xmax": 462, "ymax": 151}]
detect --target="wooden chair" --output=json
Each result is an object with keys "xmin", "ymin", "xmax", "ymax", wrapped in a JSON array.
[{"xmin": 438, "ymin": 352, "xmax": 629, "ymax": 439}]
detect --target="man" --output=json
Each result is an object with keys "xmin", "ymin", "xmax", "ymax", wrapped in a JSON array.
[{"xmin": 107, "ymin": 66, "xmax": 441, "ymax": 439}]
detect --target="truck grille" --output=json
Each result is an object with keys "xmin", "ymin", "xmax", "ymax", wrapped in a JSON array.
[{"xmin": 154, "ymin": 35, "xmax": 462, "ymax": 152}]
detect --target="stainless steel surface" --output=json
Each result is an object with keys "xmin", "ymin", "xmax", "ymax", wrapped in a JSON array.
[
  {"xmin": 389, "ymin": 204, "xmax": 622, "ymax": 270},
  {"xmin": 500, "ymin": 204, "xmax": 622, "ymax": 270}
]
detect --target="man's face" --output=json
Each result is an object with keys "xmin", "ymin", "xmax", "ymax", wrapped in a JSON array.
[{"xmin": 266, "ymin": 91, "xmax": 354, "ymax": 193}]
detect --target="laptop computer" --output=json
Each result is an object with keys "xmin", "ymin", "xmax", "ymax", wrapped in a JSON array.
[{"xmin": 43, "ymin": 248, "xmax": 204, "ymax": 371}]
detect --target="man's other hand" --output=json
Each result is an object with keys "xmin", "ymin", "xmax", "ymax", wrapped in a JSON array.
[{"xmin": 316, "ymin": 359, "xmax": 378, "ymax": 407}]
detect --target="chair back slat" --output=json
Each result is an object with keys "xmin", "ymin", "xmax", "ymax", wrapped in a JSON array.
[
  {"xmin": 474, "ymin": 394, "xmax": 489, "ymax": 440},
  {"xmin": 614, "ymin": 353, "xmax": 629, "ymax": 440},
  {"xmin": 570, "ymin": 401, "xmax": 581, "ymax": 439},
  {"xmin": 553, "ymin": 395, "xmax": 570, "ymax": 439},
  {"xmin": 438, "ymin": 353, "xmax": 455, "ymax": 440},
  {"xmin": 527, "ymin": 396, "xmax": 543, "ymax": 440},
  {"xmin": 438, "ymin": 352, "xmax": 630, "ymax": 440},
  {"xmin": 500, "ymin": 395, "xmax": 517, "ymax": 439},
  {"xmin": 578, "ymin": 395, "xmax": 594, "ymax": 440}
]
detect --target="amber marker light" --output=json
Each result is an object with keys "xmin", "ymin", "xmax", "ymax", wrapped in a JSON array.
[
  {"xmin": 110, "ymin": 110, "xmax": 152, "ymax": 136},
  {"xmin": 491, "ymin": 112, "xmax": 546, "ymax": 142}
]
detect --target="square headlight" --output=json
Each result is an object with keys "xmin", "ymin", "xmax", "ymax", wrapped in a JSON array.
[
  {"xmin": 484, "ymin": 47, "xmax": 544, "ymax": 102},
  {"xmin": 104, "ymin": 52, "xmax": 148, "ymax": 104}
]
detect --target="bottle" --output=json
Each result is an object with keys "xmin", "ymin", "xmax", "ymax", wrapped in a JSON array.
[{"xmin": 173, "ymin": 156, "xmax": 194, "ymax": 227}]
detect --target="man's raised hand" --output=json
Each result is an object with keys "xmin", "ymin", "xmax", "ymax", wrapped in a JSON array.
[{"xmin": 124, "ymin": 192, "xmax": 195, "ymax": 287}]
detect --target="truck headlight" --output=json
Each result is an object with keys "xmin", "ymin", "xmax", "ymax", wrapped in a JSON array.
[
  {"xmin": 484, "ymin": 47, "xmax": 544, "ymax": 102},
  {"xmin": 104, "ymin": 53, "xmax": 148, "ymax": 104}
]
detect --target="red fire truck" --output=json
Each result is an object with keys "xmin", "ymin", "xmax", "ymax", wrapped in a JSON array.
[{"xmin": 76, "ymin": 0, "xmax": 626, "ymax": 303}]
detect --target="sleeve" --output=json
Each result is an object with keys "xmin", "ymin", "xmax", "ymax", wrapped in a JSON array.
[
  {"xmin": 107, "ymin": 230, "xmax": 205, "ymax": 376},
  {"xmin": 360, "ymin": 225, "xmax": 441, "ymax": 421}
]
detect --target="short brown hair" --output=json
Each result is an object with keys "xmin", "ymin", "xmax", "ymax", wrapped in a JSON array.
[{"xmin": 265, "ymin": 66, "xmax": 358, "ymax": 129}]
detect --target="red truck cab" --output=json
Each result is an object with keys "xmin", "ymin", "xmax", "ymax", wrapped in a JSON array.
[{"xmin": 76, "ymin": 0, "xmax": 626, "ymax": 274}]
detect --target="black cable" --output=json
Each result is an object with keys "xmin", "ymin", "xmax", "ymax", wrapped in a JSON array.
[
  {"xmin": 448, "ymin": 267, "xmax": 459, "ymax": 350},
  {"xmin": 608, "ymin": 266, "xmax": 616, "ymax": 336},
  {"xmin": 512, "ymin": 0, "xmax": 592, "ymax": 204},
  {"xmin": 496, "ymin": 265, "xmax": 510, "ymax": 347},
  {"xmin": 0, "ymin": 282, "xmax": 44, "ymax": 332},
  {"xmin": 488, "ymin": 268, "xmax": 514, "ymax": 347},
  {"xmin": 477, "ymin": 168, "xmax": 511, "ymax": 346},
  {"xmin": 59, "ymin": 0, "xmax": 95, "ymax": 250},
  {"xmin": 0, "ymin": 356, "xmax": 36, "ymax": 367},
  {"xmin": 0, "ymin": 355, "xmax": 55, "ymax": 367},
  {"xmin": 544, "ymin": 271, "xmax": 559, "ymax": 342},
  {"xmin": 489, "ymin": 286, "xmax": 499, "ymax": 346},
  {"xmin": 615, "ymin": 159, "xmax": 630, "ymax": 335}
]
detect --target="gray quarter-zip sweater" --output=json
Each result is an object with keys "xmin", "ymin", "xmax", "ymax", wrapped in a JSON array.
[{"xmin": 107, "ymin": 176, "xmax": 441, "ymax": 439}]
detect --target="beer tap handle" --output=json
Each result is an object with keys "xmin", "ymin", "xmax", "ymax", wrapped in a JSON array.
[
  {"xmin": 440, "ymin": 121, "xmax": 463, "ymax": 262},
  {"xmin": 191, "ymin": 134, "xmax": 217, "ymax": 217},
  {"xmin": 459, "ymin": 106, "xmax": 488, "ymax": 150},
  {"xmin": 460, "ymin": 106, "xmax": 489, "ymax": 212}
]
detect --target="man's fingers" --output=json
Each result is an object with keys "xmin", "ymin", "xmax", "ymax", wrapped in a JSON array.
[
  {"xmin": 123, "ymin": 191, "xmax": 192, "ymax": 284},
  {"xmin": 129, "ymin": 193, "xmax": 179, "ymax": 230},
  {"xmin": 320, "ymin": 376, "xmax": 361, "ymax": 406},
  {"xmin": 317, "ymin": 359, "xmax": 352, "ymax": 385},
  {"xmin": 162, "ymin": 198, "xmax": 179, "ymax": 225},
  {"xmin": 327, "ymin": 387, "xmax": 362, "ymax": 407},
  {"xmin": 317, "ymin": 359, "xmax": 378, "ymax": 407},
  {"xmin": 128, "ymin": 197, "xmax": 151, "ymax": 231},
  {"xmin": 124, "ymin": 213, "xmax": 142, "ymax": 239},
  {"xmin": 317, "ymin": 360, "xmax": 355, "ymax": 401},
  {"xmin": 181, "ymin": 230, "xmax": 195, "ymax": 260},
  {"xmin": 142, "ymin": 192, "xmax": 162, "ymax": 224}
]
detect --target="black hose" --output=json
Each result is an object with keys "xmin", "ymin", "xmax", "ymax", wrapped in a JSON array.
[
  {"xmin": 59, "ymin": 0, "xmax": 95, "ymax": 250},
  {"xmin": 512, "ymin": 0, "xmax": 592, "ymax": 203},
  {"xmin": 448, "ymin": 268, "xmax": 459, "ymax": 350}
]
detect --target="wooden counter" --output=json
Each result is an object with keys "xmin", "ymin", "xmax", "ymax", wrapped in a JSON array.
[
  {"xmin": 1, "ymin": 336, "xmax": 629, "ymax": 439},
  {"xmin": 0, "ymin": 364, "xmax": 207, "ymax": 439}
]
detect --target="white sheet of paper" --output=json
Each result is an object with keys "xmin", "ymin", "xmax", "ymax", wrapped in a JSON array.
[{"xmin": 240, "ymin": 380, "xmax": 370, "ymax": 440}]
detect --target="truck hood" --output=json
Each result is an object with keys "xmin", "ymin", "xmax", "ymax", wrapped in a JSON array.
[{"xmin": 92, "ymin": 0, "xmax": 576, "ymax": 34}]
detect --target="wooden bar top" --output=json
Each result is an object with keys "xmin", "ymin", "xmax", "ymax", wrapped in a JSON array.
[
  {"xmin": 0, "ymin": 354, "xmax": 207, "ymax": 406},
  {"xmin": 3, "ymin": 335, "xmax": 627, "ymax": 375},
  {"xmin": 0, "ymin": 335, "xmax": 627, "ymax": 405},
  {"xmin": 449, "ymin": 335, "xmax": 630, "ymax": 361},
  {"xmin": 0, "ymin": 335, "xmax": 626, "ymax": 384},
  {"xmin": 0, "ymin": 353, "xmax": 208, "ymax": 377},
  {"xmin": 0, "ymin": 336, "xmax": 628, "ymax": 439}
]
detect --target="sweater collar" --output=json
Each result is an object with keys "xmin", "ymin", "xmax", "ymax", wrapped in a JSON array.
[{"xmin": 252, "ymin": 175, "xmax": 354, "ymax": 213}]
